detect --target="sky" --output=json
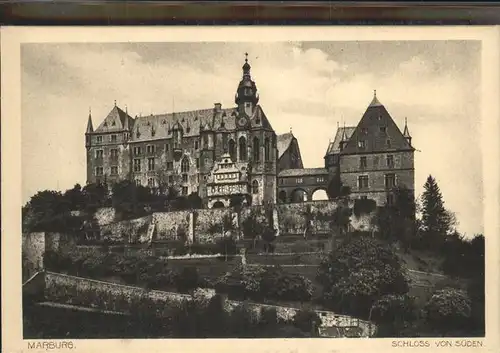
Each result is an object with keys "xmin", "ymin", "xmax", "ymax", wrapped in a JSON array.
[{"xmin": 21, "ymin": 41, "xmax": 483, "ymax": 236}]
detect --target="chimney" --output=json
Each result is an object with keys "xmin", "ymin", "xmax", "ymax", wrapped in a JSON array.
[{"xmin": 214, "ymin": 103, "xmax": 222, "ymax": 112}]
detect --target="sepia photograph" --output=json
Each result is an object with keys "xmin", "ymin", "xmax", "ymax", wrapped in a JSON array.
[{"xmin": 2, "ymin": 26, "xmax": 497, "ymax": 352}]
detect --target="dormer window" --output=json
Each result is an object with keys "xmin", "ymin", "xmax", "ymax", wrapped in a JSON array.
[
  {"xmin": 380, "ymin": 126, "xmax": 387, "ymax": 134},
  {"xmin": 358, "ymin": 140, "xmax": 366, "ymax": 149},
  {"xmin": 112, "ymin": 120, "xmax": 116, "ymax": 126},
  {"xmin": 97, "ymin": 136, "xmax": 103, "ymax": 143},
  {"xmin": 387, "ymin": 139, "xmax": 392, "ymax": 148},
  {"xmin": 361, "ymin": 128, "xmax": 368, "ymax": 134}
]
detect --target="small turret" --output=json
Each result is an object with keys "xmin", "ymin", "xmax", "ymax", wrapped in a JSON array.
[
  {"xmin": 403, "ymin": 117, "xmax": 412, "ymax": 146},
  {"xmin": 85, "ymin": 108, "xmax": 93, "ymax": 148}
]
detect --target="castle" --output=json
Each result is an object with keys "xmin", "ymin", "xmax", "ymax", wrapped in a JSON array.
[{"xmin": 85, "ymin": 55, "xmax": 415, "ymax": 208}]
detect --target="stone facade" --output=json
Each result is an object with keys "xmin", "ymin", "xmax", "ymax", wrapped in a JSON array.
[
  {"xmin": 85, "ymin": 56, "xmax": 286, "ymax": 207},
  {"xmin": 324, "ymin": 92, "xmax": 415, "ymax": 206}
]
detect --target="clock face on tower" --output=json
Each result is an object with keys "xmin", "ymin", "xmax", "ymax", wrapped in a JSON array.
[{"xmin": 237, "ymin": 116, "xmax": 248, "ymax": 128}]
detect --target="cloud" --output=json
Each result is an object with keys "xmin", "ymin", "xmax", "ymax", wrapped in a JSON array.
[{"xmin": 21, "ymin": 41, "xmax": 482, "ymax": 236}]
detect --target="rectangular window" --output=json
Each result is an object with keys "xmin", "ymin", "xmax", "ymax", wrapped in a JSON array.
[
  {"xmin": 165, "ymin": 144, "xmax": 170, "ymax": 152},
  {"xmin": 147, "ymin": 145, "xmax": 155, "ymax": 154},
  {"xmin": 95, "ymin": 167, "xmax": 103, "ymax": 176},
  {"xmin": 133, "ymin": 147, "xmax": 142, "ymax": 156},
  {"xmin": 133, "ymin": 159, "xmax": 141, "ymax": 172},
  {"xmin": 358, "ymin": 140, "xmax": 366, "ymax": 149},
  {"xmin": 111, "ymin": 166, "xmax": 118, "ymax": 175},
  {"xmin": 148, "ymin": 157, "xmax": 155, "ymax": 171},
  {"xmin": 182, "ymin": 174, "xmax": 188, "ymax": 183},
  {"xmin": 95, "ymin": 150, "xmax": 103, "ymax": 159},
  {"xmin": 168, "ymin": 175, "xmax": 174, "ymax": 184},
  {"xmin": 385, "ymin": 173, "xmax": 396, "ymax": 188},
  {"xmin": 111, "ymin": 134, "xmax": 117, "ymax": 142},
  {"xmin": 387, "ymin": 193, "xmax": 395, "ymax": 206},
  {"xmin": 316, "ymin": 177, "xmax": 324, "ymax": 183},
  {"xmin": 167, "ymin": 162, "xmax": 173, "ymax": 170},
  {"xmin": 358, "ymin": 175, "xmax": 369, "ymax": 189},
  {"xmin": 110, "ymin": 149, "xmax": 118, "ymax": 159},
  {"xmin": 387, "ymin": 139, "xmax": 392, "ymax": 148},
  {"xmin": 148, "ymin": 178, "xmax": 155, "ymax": 188},
  {"xmin": 97, "ymin": 136, "xmax": 103, "ymax": 143},
  {"xmin": 360, "ymin": 156, "xmax": 367, "ymax": 169},
  {"xmin": 360, "ymin": 195, "xmax": 368, "ymax": 200},
  {"xmin": 380, "ymin": 126, "xmax": 387, "ymax": 134},
  {"xmin": 182, "ymin": 186, "xmax": 188, "ymax": 196},
  {"xmin": 361, "ymin": 128, "xmax": 368, "ymax": 134},
  {"xmin": 196, "ymin": 158, "xmax": 200, "ymax": 168},
  {"xmin": 194, "ymin": 141, "xmax": 199, "ymax": 150},
  {"xmin": 386, "ymin": 155, "xmax": 394, "ymax": 168},
  {"xmin": 296, "ymin": 178, "xmax": 303, "ymax": 184},
  {"xmin": 135, "ymin": 179, "xmax": 141, "ymax": 186}
]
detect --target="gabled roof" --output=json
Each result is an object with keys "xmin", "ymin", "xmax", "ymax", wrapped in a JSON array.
[
  {"xmin": 277, "ymin": 132, "xmax": 294, "ymax": 158},
  {"xmin": 125, "ymin": 105, "xmax": 271, "ymax": 142},
  {"xmin": 94, "ymin": 105, "xmax": 135, "ymax": 134},
  {"xmin": 278, "ymin": 167, "xmax": 328, "ymax": 177},
  {"xmin": 340, "ymin": 94, "xmax": 414, "ymax": 155},
  {"xmin": 325, "ymin": 126, "xmax": 356, "ymax": 156}
]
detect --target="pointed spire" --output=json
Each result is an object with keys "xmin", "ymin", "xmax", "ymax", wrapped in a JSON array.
[
  {"xmin": 242, "ymin": 52, "xmax": 251, "ymax": 76},
  {"xmin": 114, "ymin": 100, "xmax": 117, "ymax": 107},
  {"xmin": 369, "ymin": 89, "xmax": 382, "ymax": 107},
  {"xmin": 289, "ymin": 126, "xmax": 293, "ymax": 134},
  {"xmin": 123, "ymin": 105, "xmax": 129, "ymax": 130},
  {"xmin": 86, "ymin": 107, "xmax": 94, "ymax": 133},
  {"xmin": 403, "ymin": 117, "xmax": 411, "ymax": 137}
]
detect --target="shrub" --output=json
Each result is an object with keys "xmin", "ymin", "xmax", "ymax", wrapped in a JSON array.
[
  {"xmin": 353, "ymin": 198, "xmax": 377, "ymax": 217},
  {"xmin": 370, "ymin": 294, "xmax": 417, "ymax": 337},
  {"xmin": 423, "ymin": 288, "xmax": 472, "ymax": 335},
  {"xmin": 292, "ymin": 308, "xmax": 321, "ymax": 336},
  {"xmin": 174, "ymin": 267, "xmax": 200, "ymax": 293}
]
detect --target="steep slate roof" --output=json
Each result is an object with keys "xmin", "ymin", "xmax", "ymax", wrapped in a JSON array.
[
  {"xmin": 277, "ymin": 132, "xmax": 294, "ymax": 158},
  {"xmin": 94, "ymin": 105, "xmax": 135, "ymax": 134},
  {"xmin": 93, "ymin": 104, "xmax": 274, "ymax": 142},
  {"xmin": 340, "ymin": 94, "xmax": 414, "ymax": 155},
  {"xmin": 325, "ymin": 126, "xmax": 356, "ymax": 156},
  {"xmin": 278, "ymin": 167, "xmax": 328, "ymax": 177}
]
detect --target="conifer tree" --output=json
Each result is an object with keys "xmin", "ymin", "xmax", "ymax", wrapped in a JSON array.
[{"xmin": 420, "ymin": 175, "xmax": 451, "ymax": 238}]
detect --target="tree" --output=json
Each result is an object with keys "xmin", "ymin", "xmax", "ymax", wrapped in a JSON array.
[
  {"xmin": 420, "ymin": 175, "xmax": 454, "ymax": 249},
  {"xmin": 326, "ymin": 172, "xmax": 351, "ymax": 200},
  {"xmin": 376, "ymin": 186, "xmax": 418, "ymax": 250},
  {"xmin": 63, "ymin": 183, "xmax": 85, "ymax": 210},
  {"xmin": 187, "ymin": 192, "xmax": 203, "ymax": 209},
  {"xmin": 82, "ymin": 182, "xmax": 109, "ymax": 210},
  {"xmin": 317, "ymin": 235, "xmax": 409, "ymax": 318}
]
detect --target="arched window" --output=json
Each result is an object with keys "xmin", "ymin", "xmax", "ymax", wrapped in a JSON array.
[
  {"xmin": 181, "ymin": 157, "xmax": 190, "ymax": 173},
  {"xmin": 253, "ymin": 137, "xmax": 260, "ymax": 161},
  {"xmin": 264, "ymin": 137, "xmax": 270, "ymax": 162},
  {"xmin": 239, "ymin": 136, "xmax": 247, "ymax": 161},
  {"xmin": 252, "ymin": 180, "xmax": 259, "ymax": 194},
  {"xmin": 229, "ymin": 139, "xmax": 236, "ymax": 160}
]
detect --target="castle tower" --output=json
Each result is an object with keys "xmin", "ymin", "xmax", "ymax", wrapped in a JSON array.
[{"xmin": 235, "ymin": 53, "xmax": 259, "ymax": 117}]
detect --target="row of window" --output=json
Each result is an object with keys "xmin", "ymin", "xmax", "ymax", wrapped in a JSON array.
[
  {"xmin": 133, "ymin": 141, "xmax": 201, "ymax": 156},
  {"xmin": 357, "ymin": 173, "xmax": 396, "ymax": 189},
  {"xmin": 132, "ymin": 157, "xmax": 198, "ymax": 172},
  {"xmin": 279, "ymin": 176, "xmax": 325, "ymax": 185},
  {"xmin": 216, "ymin": 173, "xmax": 239, "ymax": 180},
  {"xmin": 96, "ymin": 135, "xmax": 118, "ymax": 144},
  {"xmin": 95, "ymin": 149, "xmax": 119, "ymax": 159},
  {"xmin": 360, "ymin": 155, "xmax": 394, "ymax": 169},
  {"xmin": 95, "ymin": 166, "xmax": 118, "ymax": 176},
  {"xmin": 357, "ymin": 139, "xmax": 392, "ymax": 149},
  {"xmin": 360, "ymin": 126, "xmax": 387, "ymax": 135}
]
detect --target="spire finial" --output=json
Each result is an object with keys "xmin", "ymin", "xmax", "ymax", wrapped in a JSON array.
[
  {"xmin": 245, "ymin": 52, "xmax": 248, "ymax": 63},
  {"xmin": 89, "ymin": 107, "xmax": 91, "ymax": 116},
  {"xmin": 290, "ymin": 126, "xmax": 292, "ymax": 134},
  {"xmin": 374, "ymin": 89, "xmax": 377, "ymax": 98},
  {"xmin": 114, "ymin": 100, "xmax": 117, "ymax": 106},
  {"xmin": 405, "ymin": 116, "xmax": 408, "ymax": 125}
]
